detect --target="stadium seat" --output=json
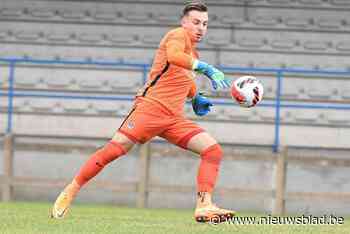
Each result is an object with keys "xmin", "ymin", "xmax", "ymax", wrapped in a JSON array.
[
  {"xmin": 61, "ymin": 101, "xmax": 90, "ymax": 114},
  {"xmin": 45, "ymin": 77, "xmax": 73, "ymax": 89},
  {"xmin": 336, "ymin": 41, "xmax": 350, "ymax": 52},
  {"xmin": 298, "ymin": 0, "xmax": 324, "ymax": 5},
  {"xmin": 0, "ymin": 7, "xmax": 23, "ymax": 17},
  {"xmin": 0, "ymin": 30, "xmax": 10, "ymax": 40},
  {"xmin": 124, "ymin": 11, "xmax": 150, "ymax": 22},
  {"xmin": 77, "ymin": 33, "xmax": 103, "ymax": 44},
  {"xmin": 267, "ymin": 0, "xmax": 294, "ymax": 4},
  {"xmin": 106, "ymin": 33, "xmax": 135, "ymax": 44},
  {"xmin": 270, "ymin": 39, "xmax": 297, "ymax": 50},
  {"xmin": 317, "ymin": 18, "xmax": 343, "ymax": 29},
  {"xmin": 330, "ymin": 0, "xmax": 350, "ymax": 6},
  {"xmin": 340, "ymin": 89, "xmax": 350, "ymax": 100},
  {"xmin": 46, "ymin": 32, "xmax": 71, "ymax": 43},
  {"xmin": 303, "ymin": 41, "xmax": 329, "ymax": 51},
  {"xmin": 258, "ymin": 108, "xmax": 293, "ymax": 123},
  {"xmin": 78, "ymin": 79, "xmax": 105, "ymax": 90},
  {"xmin": 15, "ymin": 31, "xmax": 42, "ymax": 42},
  {"xmin": 219, "ymin": 15, "xmax": 245, "ymax": 25},
  {"xmin": 293, "ymin": 109, "xmax": 319, "ymax": 124},
  {"xmin": 284, "ymin": 17, "xmax": 311, "ymax": 28},
  {"xmin": 141, "ymin": 34, "xmax": 164, "ymax": 45},
  {"xmin": 251, "ymin": 16, "xmax": 281, "ymax": 26},
  {"xmin": 236, "ymin": 37, "xmax": 266, "ymax": 49},
  {"xmin": 307, "ymin": 88, "xmax": 333, "ymax": 100},
  {"xmin": 93, "ymin": 101, "xmax": 119, "ymax": 115},
  {"xmin": 29, "ymin": 99, "xmax": 58, "ymax": 113},
  {"xmin": 325, "ymin": 110, "xmax": 350, "ymax": 125},
  {"xmin": 226, "ymin": 107, "xmax": 255, "ymax": 121},
  {"xmin": 29, "ymin": 9, "xmax": 55, "ymax": 18},
  {"xmin": 206, "ymin": 35, "xmax": 230, "ymax": 47},
  {"xmin": 59, "ymin": 10, "xmax": 85, "ymax": 20},
  {"xmin": 93, "ymin": 11, "xmax": 118, "ymax": 21},
  {"xmin": 0, "ymin": 98, "xmax": 28, "ymax": 112},
  {"xmin": 153, "ymin": 13, "xmax": 179, "ymax": 24},
  {"xmin": 14, "ymin": 76, "xmax": 42, "ymax": 88}
]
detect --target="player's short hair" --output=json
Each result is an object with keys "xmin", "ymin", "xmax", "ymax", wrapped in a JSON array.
[{"xmin": 182, "ymin": 1, "xmax": 208, "ymax": 18}]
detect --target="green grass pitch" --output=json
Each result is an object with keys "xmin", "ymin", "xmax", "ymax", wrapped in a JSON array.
[{"xmin": 0, "ymin": 201, "xmax": 349, "ymax": 234}]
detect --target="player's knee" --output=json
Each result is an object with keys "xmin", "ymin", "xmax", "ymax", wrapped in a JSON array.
[
  {"xmin": 112, "ymin": 132, "xmax": 135, "ymax": 152},
  {"xmin": 96, "ymin": 141, "xmax": 127, "ymax": 166},
  {"xmin": 200, "ymin": 144, "xmax": 223, "ymax": 164}
]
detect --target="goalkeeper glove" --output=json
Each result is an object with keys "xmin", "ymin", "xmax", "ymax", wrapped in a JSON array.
[
  {"xmin": 192, "ymin": 59, "xmax": 230, "ymax": 90},
  {"xmin": 192, "ymin": 92, "xmax": 213, "ymax": 116}
]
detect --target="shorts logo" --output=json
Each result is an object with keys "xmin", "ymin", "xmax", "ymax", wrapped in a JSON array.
[{"xmin": 127, "ymin": 121, "xmax": 135, "ymax": 129}]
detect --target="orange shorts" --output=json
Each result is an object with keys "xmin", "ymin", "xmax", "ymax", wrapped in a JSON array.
[{"xmin": 118, "ymin": 99, "xmax": 204, "ymax": 149}]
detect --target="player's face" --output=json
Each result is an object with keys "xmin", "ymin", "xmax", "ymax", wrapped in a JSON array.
[{"xmin": 181, "ymin": 10, "xmax": 208, "ymax": 43}]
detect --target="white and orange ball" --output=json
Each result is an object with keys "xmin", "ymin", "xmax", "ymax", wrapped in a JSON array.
[{"xmin": 231, "ymin": 75, "xmax": 264, "ymax": 108}]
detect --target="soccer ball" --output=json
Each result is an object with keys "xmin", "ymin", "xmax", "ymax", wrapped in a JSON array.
[{"xmin": 231, "ymin": 75, "xmax": 264, "ymax": 108}]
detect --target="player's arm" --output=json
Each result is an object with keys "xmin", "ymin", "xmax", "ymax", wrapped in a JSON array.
[
  {"xmin": 166, "ymin": 33, "xmax": 193, "ymax": 69},
  {"xmin": 166, "ymin": 32, "xmax": 229, "ymax": 90}
]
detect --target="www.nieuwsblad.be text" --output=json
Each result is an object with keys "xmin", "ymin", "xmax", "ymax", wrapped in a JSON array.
[{"xmin": 209, "ymin": 214, "xmax": 344, "ymax": 225}]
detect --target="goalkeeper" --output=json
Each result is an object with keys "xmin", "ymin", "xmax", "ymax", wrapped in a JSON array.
[{"xmin": 51, "ymin": 1, "xmax": 235, "ymax": 223}]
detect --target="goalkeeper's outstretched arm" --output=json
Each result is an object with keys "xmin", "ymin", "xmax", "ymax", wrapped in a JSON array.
[{"xmin": 166, "ymin": 33, "xmax": 229, "ymax": 90}]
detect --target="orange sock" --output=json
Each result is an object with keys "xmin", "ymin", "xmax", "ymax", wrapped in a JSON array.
[
  {"xmin": 197, "ymin": 144, "xmax": 222, "ymax": 193},
  {"xmin": 74, "ymin": 141, "xmax": 126, "ymax": 187}
]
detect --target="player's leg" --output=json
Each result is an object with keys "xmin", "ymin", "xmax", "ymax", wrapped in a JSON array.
[
  {"xmin": 51, "ymin": 131, "xmax": 135, "ymax": 219},
  {"xmin": 160, "ymin": 118, "xmax": 235, "ymax": 223},
  {"xmin": 51, "ymin": 102, "xmax": 167, "ymax": 219},
  {"xmin": 186, "ymin": 132, "xmax": 235, "ymax": 222}
]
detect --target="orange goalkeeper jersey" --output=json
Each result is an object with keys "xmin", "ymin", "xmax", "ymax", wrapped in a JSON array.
[{"xmin": 136, "ymin": 27, "xmax": 198, "ymax": 115}]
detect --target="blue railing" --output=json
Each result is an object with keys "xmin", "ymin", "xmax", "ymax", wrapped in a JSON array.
[{"xmin": 1, "ymin": 57, "xmax": 350, "ymax": 152}]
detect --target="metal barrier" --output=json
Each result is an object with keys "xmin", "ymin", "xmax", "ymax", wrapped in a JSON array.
[{"xmin": 1, "ymin": 57, "xmax": 350, "ymax": 152}]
